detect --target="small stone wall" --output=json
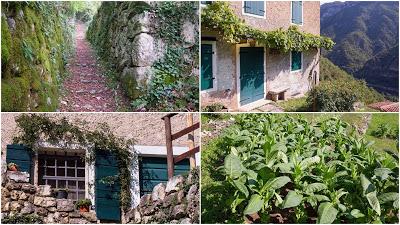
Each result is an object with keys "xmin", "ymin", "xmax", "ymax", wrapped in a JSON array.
[
  {"xmin": 125, "ymin": 168, "xmax": 199, "ymax": 224},
  {"xmin": 1, "ymin": 171, "xmax": 97, "ymax": 224}
]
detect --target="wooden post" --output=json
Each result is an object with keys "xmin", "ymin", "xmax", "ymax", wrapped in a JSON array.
[
  {"xmin": 163, "ymin": 115, "xmax": 174, "ymax": 179},
  {"xmin": 187, "ymin": 114, "xmax": 196, "ymax": 169}
]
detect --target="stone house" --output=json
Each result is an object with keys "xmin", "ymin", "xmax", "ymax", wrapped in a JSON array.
[
  {"xmin": 201, "ymin": 1, "xmax": 321, "ymax": 111},
  {"xmin": 1, "ymin": 113, "xmax": 199, "ymax": 223}
]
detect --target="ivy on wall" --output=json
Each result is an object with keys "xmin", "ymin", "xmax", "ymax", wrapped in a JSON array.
[
  {"xmin": 201, "ymin": 2, "xmax": 335, "ymax": 52},
  {"xmin": 12, "ymin": 114, "xmax": 135, "ymax": 210}
]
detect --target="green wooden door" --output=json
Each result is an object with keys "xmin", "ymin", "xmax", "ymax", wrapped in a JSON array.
[
  {"xmin": 240, "ymin": 47, "xmax": 265, "ymax": 105},
  {"xmin": 95, "ymin": 150, "xmax": 120, "ymax": 222},
  {"xmin": 6, "ymin": 144, "xmax": 33, "ymax": 182},
  {"xmin": 139, "ymin": 157, "xmax": 190, "ymax": 196},
  {"xmin": 201, "ymin": 44, "xmax": 214, "ymax": 91}
]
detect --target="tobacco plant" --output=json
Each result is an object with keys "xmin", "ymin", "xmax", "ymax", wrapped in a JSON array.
[{"xmin": 222, "ymin": 114, "xmax": 398, "ymax": 223}]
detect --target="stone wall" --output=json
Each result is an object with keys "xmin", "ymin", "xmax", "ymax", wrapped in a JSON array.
[
  {"xmin": 125, "ymin": 168, "xmax": 199, "ymax": 224},
  {"xmin": 1, "ymin": 2, "xmax": 74, "ymax": 111},
  {"xmin": 87, "ymin": 2, "xmax": 198, "ymax": 102},
  {"xmin": 1, "ymin": 171, "xmax": 97, "ymax": 224}
]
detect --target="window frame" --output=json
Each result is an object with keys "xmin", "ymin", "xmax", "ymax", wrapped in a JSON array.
[
  {"xmin": 242, "ymin": 1, "xmax": 266, "ymax": 19},
  {"xmin": 201, "ymin": 41, "xmax": 217, "ymax": 93},
  {"xmin": 290, "ymin": 51, "xmax": 303, "ymax": 73},
  {"xmin": 38, "ymin": 154, "xmax": 86, "ymax": 201},
  {"xmin": 290, "ymin": 1, "xmax": 303, "ymax": 26}
]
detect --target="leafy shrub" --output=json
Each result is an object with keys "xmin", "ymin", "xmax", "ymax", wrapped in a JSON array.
[
  {"xmin": 307, "ymin": 81, "xmax": 358, "ymax": 112},
  {"xmin": 2, "ymin": 214, "xmax": 43, "ymax": 224},
  {"xmin": 202, "ymin": 114, "xmax": 399, "ymax": 224},
  {"xmin": 372, "ymin": 123, "xmax": 398, "ymax": 139},
  {"xmin": 202, "ymin": 103, "xmax": 226, "ymax": 112}
]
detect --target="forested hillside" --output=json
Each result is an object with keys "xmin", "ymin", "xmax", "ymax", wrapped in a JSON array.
[{"xmin": 321, "ymin": 1, "xmax": 399, "ymax": 97}]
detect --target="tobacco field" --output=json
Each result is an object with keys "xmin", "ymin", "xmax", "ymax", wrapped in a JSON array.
[{"xmin": 201, "ymin": 114, "xmax": 399, "ymax": 224}]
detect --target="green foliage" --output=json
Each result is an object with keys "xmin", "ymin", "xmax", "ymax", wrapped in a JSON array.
[
  {"xmin": 2, "ymin": 214, "xmax": 43, "ymax": 224},
  {"xmin": 1, "ymin": 1, "xmax": 75, "ymax": 111},
  {"xmin": 307, "ymin": 80, "xmax": 358, "ymax": 112},
  {"xmin": 202, "ymin": 2, "xmax": 335, "ymax": 52},
  {"xmin": 202, "ymin": 103, "xmax": 226, "ymax": 112},
  {"xmin": 131, "ymin": 1, "xmax": 199, "ymax": 111},
  {"xmin": 75, "ymin": 199, "xmax": 92, "ymax": 209},
  {"xmin": 308, "ymin": 57, "xmax": 385, "ymax": 112},
  {"xmin": 372, "ymin": 123, "xmax": 398, "ymax": 139},
  {"xmin": 13, "ymin": 114, "xmax": 135, "ymax": 210},
  {"xmin": 202, "ymin": 114, "xmax": 399, "ymax": 223}
]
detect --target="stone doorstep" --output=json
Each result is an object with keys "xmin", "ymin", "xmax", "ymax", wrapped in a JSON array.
[{"xmin": 239, "ymin": 99, "xmax": 273, "ymax": 112}]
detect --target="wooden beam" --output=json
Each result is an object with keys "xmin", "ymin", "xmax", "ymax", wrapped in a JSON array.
[
  {"xmin": 163, "ymin": 116, "xmax": 174, "ymax": 179},
  {"xmin": 161, "ymin": 113, "xmax": 178, "ymax": 120},
  {"xmin": 174, "ymin": 146, "xmax": 199, "ymax": 164},
  {"xmin": 171, "ymin": 122, "xmax": 200, "ymax": 140},
  {"xmin": 187, "ymin": 114, "xmax": 196, "ymax": 169}
]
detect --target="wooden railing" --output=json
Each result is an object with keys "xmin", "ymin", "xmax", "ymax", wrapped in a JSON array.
[{"xmin": 162, "ymin": 113, "xmax": 200, "ymax": 179}]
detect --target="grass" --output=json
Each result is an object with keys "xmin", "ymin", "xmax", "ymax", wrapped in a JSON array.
[
  {"xmin": 365, "ymin": 113, "xmax": 398, "ymax": 153},
  {"xmin": 277, "ymin": 96, "xmax": 310, "ymax": 112}
]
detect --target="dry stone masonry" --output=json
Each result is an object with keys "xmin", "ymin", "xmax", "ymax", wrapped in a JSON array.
[
  {"xmin": 125, "ymin": 168, "xmax": 199, "ymax": 224},
  {"xmin": 1, "ymin": 171, "xmax": 97, "ymax": 224}
]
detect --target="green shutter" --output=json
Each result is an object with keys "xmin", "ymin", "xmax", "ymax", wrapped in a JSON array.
[
  {"xmin": 6, "ymin": 144, "xmax": 33, "ymax": 182},
  {"xmin": 201, "ymin": 44, "xmax": 214, "ymax": 90},
  {"xmin": 240, "ymin": 47, "xmax": 265, "ymax": 105},
  {"xmin": 292, "ymin": 1, "xmax": 303, "ymax": 24},
  {"xmin": 139, "ymin": 157, "xmax": 190, "ymax": 196},
  {"xmin": 291, "ymin": 51, "xmax": 302, "ymax": 71},
  {"xmin": 95, "ymin": 150, "xmax": 120, "ymax": 222},
  {"xmin": 244, "ymin": 1, "xmax": 265, "ymax": 16}
]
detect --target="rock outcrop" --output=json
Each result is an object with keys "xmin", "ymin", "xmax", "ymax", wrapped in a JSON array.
[
  {"xmin": 125, "ymin": 168, "xmax": 199, "ymax": 224},
  {"xmin": 1, "ymin": 171, "xmax": 97, "ymax": 224}
]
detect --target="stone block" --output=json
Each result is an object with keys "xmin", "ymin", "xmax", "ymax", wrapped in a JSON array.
[
  {"xmin": 186, "ymin": 184, "xmax": 198, "ymax": 202},
  {"xmin": 165, "ymin": 175, "xmax": 185, "ymax": 193},
  {"xmin": 35, "ymin": 207, "xmax": 48, "ymax": 216},
  {"xmin": 80, "ymin": 211, "xmax": 97, "ymax": 222},
  {"xmin": 37, "ymin": 185, "xmax": 52, "ymax": 196},
  {"xmin": 19, "ymin": 192, "xmax": 28, "ymax": 200},
  {"xmin": 56, "ymin": 199, "xmax": 74, "ymax": 212},
  {"xmin": 2, "ymin": 202, "xmax": 10, "ymax": 212},
  {"xmin": 20, "ymin": 202, "xmax": 34, "ymax": 214},
  {"xmin": 139, "ymin": 194, "xmax": 151, "ymax": 207},
  {"xmin": 10, "ymin": 190, "xmax": 21, "ymax": 200},
  {"xmin": 172, "ymin": 204, "xmax": 186, "ymax": 220},
  {"xmin": 69, "ymin": 218, "xmax": 87, "ymax": 224},
  {"xmin": 6, "ymin": 171, "xmax": 29, "ymax": 183},
  {"xmin": 10, "ymin": 201, "xmax": 21, "ymax": 211},
  {"xmin": 33, "ymin": 196, "xmax": 56, "ymax": 207},
  {"xmin": 163, "ymin": 192, "xmax": 177, "ymax": 207},
  {"xmin": 181, "ymin": 21, "xmax": 196, "ymax": 48},
  {"xmin": 21, "ymin": 183, "xmax": 36, "ymax": 193},
  {"xmin": 131, "ymin": 33, "xmax": 156, "ymax": 67},
  {"xmin": 6, "ymin": 181, "xmax": 22, "ymax": 190},
  {"xmin": 180, "ymin": 218, "xmax": 192, "ymax": 224},
  {"xmin": 151, "ymin": 183, "xmax": 166, "ymax": 202}
]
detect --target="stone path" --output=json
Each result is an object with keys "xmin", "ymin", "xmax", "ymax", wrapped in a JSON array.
[
  {"xmin": 251, "ymin": 102, "xmax": 284, "ymax": 112},
  {"xmin": 59, "ymin": 22, "xmax": 124, "ymax": 112}
]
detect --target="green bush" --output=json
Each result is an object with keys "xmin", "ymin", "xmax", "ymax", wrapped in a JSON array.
[
  {"xmin": 2, "ymin": 214, "xmax": 43, "ymax": 224},
  {"xmin": 307, "ymin": 81, "xmax": 358, "ymax": 112}
]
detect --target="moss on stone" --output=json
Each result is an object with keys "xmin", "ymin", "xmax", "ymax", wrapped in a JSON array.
[
  {"xmin": 121, "ymin": 74, "xmax": 141, "ymax": 100},
  {"xmin": 1, "ymin": 16, "xmax": 12, "ymax": 65},
  {"xmin": 1, "ymin": 78, "xmax": 30, "ymax": 111}
]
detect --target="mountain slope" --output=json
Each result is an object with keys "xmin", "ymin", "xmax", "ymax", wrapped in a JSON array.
[{"xmin": 321, "ymin": 1, "xmax": 399, "ymax": 96}]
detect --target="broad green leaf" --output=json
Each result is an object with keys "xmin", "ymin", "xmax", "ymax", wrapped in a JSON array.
[
  {"xmin": 231, "ymin": 146, "xmax": 239, "ymax": 156},
  {"xmin": 282, "ymin": 191, "xmax": 303, "ymax": 209},
  {"xmin": 265, "ymin": 176, "xmax": 291, "ymax": 190},
  {"xmin": 232, "ymin": 179, "xmax": 249, "ymax": 198},
  {"xmin": 314, "ymin": 194, "xmax": 330, "ymax": 202},
  {"xmin": 224, "ymin": 154, "xmax": 242, "ymax": 179},
  {"xmin": 306, "ymin": 183, "xmax": 327, "ymax": 193},
  {"xmin": 317, "ymin": 202, "xmax": 338, "ymax": 224},
  {"xmin": 378, "ymin": 192, "xmax": 398, "ymax": 204},
  {"xmin": 374, "ymin": 168, "xmax": 392, "ymax": 180},
  {"xmin": 274, "ymin": 192, "xmax": 283, "ymax": 205},
  {"xmin": 246, "ymin": 169, "xmax": 258, "ymax": 181},
  {"xmin": 243, "ymin": 194, "xmax": 264, "ymax": 215},
  {"xmin": 350, "ymin": 209, "xmax": 365, "ymax": 218},
  {"xmin": 366, "ymin": 192, "xmax": 381, "ymax": 216},
  {"xmin": 360, "ymin": 174, "xmax": 381, "ymax": 215},
  {"xmin": 300, "ymin": 156, "xmax": 320, "ymax": 170},
  {"xmin": 338, "ymin": 203, "xmax": 346, "ymax": 212}
]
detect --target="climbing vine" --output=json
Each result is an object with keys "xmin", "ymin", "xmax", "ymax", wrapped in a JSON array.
[
  {"xmin": 202, "ymin": 2, "xmax": 335, "ymax": 52},
  {"xmin": 131, "ymin": 1, "xmax": 199, "ymax": 111},
  {"xmin": 12, "ymin": 114, "xmax": 135, "ymax": 210}
]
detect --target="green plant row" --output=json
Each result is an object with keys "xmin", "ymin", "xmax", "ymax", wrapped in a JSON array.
[
  {"xmin": 219, "ymin": 114, "xmax": 398, "ymax": 223},
  {"xmin": 201, "ymin": 2, "xmax": 335, "ymax": 52},
  {"xmin": 13, "ymin": 114, "xmax": 134, "ymax": 210}
]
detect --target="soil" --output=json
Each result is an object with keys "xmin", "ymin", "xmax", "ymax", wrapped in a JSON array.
[{"xmin": 59, "ymin": 21, "xmax": 127, "ymax": 112}]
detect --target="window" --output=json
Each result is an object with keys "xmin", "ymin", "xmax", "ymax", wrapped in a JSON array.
[
  {"xmin": 291, "ymin": 1, "xmax": 303, "ymax": 25},
  {"xmin": 243, "ymin": 1, "xmax": 265, "ymax": 18},
  {"xmin": 38, "ymin": 155, "xmax": 85, "ymax": 200},
  {"xmin": 291, "ymin": 51, "xmax": 302, "ymax": 72},
  {"xmin": 201, "ymin": 42, "xmax": 216, "ymax": 91},
  {"xmin": 201, "ymin": 1, "xmax": 212, "ymax": 5}
]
